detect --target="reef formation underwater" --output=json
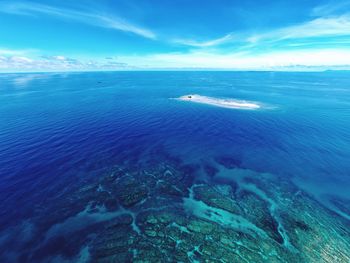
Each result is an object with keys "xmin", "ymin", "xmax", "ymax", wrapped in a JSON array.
[{"xmin": 2, "ymin": 150, "xmax": 349, "ymax": 263}]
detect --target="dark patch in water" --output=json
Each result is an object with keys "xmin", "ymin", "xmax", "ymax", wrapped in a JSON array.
[
  {"xmin": 294, "ymin": 220, "xmax": 311, "ymax": 231},
  {"xmin": 203, "ymin": 164, "xmax": 219, "ymax": 177},
  {"xmin": 329, "ymin": 196, "xmax": 350, "ymax": 216},
  {"xmin": 32, "ymin": 236, "xmax": 68, "ymax": 260},
  {"xmin": 237, "ymin": 190, "xmax": 284, "ymax": 244},
  {"xmin": 179, "ymin": 163, "xmax": 200, "ymax": 176},
  {"xmin": 215, "ymin": 155, "xmax": 242, "ymax": 169},
  {"xmin": 103, "ymin": 198, "xmax": 119, "ymax": 211}
]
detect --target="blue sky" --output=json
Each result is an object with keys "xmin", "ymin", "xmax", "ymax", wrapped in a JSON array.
[{"xmin": 1, "ymin": 0, "xmax": 350, "ymax": 71}]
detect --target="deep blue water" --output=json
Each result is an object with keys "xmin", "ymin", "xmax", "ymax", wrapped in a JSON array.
[{"xmin": 0, "ymin": 71, "xmax": 350, "ymax": 260}]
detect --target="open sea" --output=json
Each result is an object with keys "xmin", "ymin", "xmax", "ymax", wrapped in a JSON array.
[{"xmin": 0, "ymin": 71, "xmax": 350, "ymax": 262}]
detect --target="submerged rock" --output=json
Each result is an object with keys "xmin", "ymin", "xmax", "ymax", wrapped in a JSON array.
[
  {"xmin": 187, "ymin": 218, "xmax": 215, "ymax": 234},
  {"xmin": 90, "ymin": 215, "xmax": 138, "ymax": 262},
  {"xmin": 193, "ymin": 184, "xmax": 242, "ymax": 214},
  {"xmin": 237, "ymin": 190, "xmax": 284, "ymax": 244},
  {"xmin": 115, "ymin": 176, "xmax": 148, "ymax": 207}
]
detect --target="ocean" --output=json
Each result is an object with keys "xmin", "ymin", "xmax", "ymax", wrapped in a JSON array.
[{"xmin": 0, "ymin": 71, "xmax": 349, "ymax": 262}]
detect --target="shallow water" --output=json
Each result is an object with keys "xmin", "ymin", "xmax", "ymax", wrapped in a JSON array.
[{"xmin": 0, "ymin": 71, "xmax": 349, "ymax": 262}]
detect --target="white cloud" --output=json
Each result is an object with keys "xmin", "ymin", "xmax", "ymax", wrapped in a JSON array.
[
  {"xmin": 174, "ymin": 33, "xmax": 234, "ymax": 47},
  {"xmin": 117, "ymin": 48, "xmax": 350, "ymax": 70},
  {"xmin": 0, "ymin": 2, "xmax": 156, "ymax": 39},
  {"xmin": 2, "ymin": 47, "xmax": 350, "ymax": 72},
  {"xmin": 0, "ymin": 48, "xmax": 38, "ymax": 56},
  {"xmin": 0, "ymin": 53, "xmax": 130, "ymax": 72},
  {"xmin": 2, "ymin": 48, "xmax": 350, "ymax": 71},
  {"xmin": 53, "ymin": 56, "xmax": 66, "ymax": 61},
  {"xmin": 10, "ymin": 56, "xmax": 33, "ymax": 63}
]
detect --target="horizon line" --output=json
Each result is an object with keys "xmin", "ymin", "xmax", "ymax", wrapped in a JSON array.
[{"xmin": 1, "ymin": 68, "xmax": 350, "ymax": 74}]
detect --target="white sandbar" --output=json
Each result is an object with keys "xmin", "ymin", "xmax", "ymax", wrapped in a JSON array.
[{"xmin": 178, "ymin": 94, "xmax": 261, "ymax": 110}]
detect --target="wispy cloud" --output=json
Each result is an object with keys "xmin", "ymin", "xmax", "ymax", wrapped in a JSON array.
[
  {"xmin": 247, "ymin": 15, "xmax": 350, "ymax": 44},
  {"xmin": 172, "ymin": 12, "xmax": 350, "ymax": 50},
  {"xmin": 174, "ymin": 33, "xmax": 234, "ymax": 47},
  {"xmin": 0, "ymin": 2, "xmax": 156, "ymax": 39},
  {"xmin": 312, "ymin": 1, "xmax": 350, "ymax": 16}
]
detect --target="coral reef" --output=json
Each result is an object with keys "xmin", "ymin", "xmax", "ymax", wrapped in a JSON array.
[{"xmin": 3, "ymin": 156, "xmax": 350, "ymax": 263}]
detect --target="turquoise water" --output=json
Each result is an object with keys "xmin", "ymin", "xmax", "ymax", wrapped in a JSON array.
[{"xmin": 0, "ymin": 71, "xmax": 349, "ymax": 262}]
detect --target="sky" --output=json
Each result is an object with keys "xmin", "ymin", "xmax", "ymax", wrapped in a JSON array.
[{"xmin": 1, "ymin": 0, "xmax": 350, "ymax": 71}]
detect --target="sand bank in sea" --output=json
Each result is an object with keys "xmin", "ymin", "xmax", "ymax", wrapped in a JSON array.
[{"xmin": 178, "ymin": 94, "xmax": 261, "ymax": 110}]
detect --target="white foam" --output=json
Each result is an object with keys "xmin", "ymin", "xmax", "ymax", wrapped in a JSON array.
[{"xmin": 177, "ymin": 94, "xmax": 261, "ymax": 110}]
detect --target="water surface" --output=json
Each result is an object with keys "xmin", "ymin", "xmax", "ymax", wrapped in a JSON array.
[{"xmin": 0, "ymin": 71, "xmax": 349, "ymax": 262}]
